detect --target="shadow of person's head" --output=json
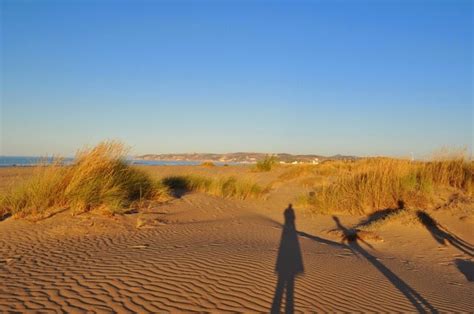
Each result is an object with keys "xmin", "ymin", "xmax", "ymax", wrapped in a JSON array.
[
  {"xmin": 397, "ymin": 199, "xmax": 405, "ymax": 209},
  {"xmin": 284, "ymin": 203, "xmax": 295, "ymax": 228},
  {"xmin": 416, "ymin": 210, "xmax": 438, "ymax": 228}
]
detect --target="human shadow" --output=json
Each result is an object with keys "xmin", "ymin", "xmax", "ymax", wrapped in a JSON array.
[
  {"xmin": 355, "ymin": 200, "xmax": 406, "ymax": 229},
  {"xmin": 271, "ymin": 204, "xmax": 304, "ymax": 314},
  {"xmin": 254, "ymin": 214, "xmax": 346, "ymax": 249},
  {"xmin": 416, "ymin": 211, "xmax": 473, "ymax": 257},
  {"xmin": 455, "ymin": 259, "xmax": 474, "ymax": 282},
  {"xmin": 332, "ymin": 216, "xmax": 436, "ymax": 313},
  {"xmin": 0, "ymin": 212, "xmax": 12, "ymax": 222}
]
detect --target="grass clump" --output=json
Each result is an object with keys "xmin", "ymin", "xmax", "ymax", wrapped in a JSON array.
[
  {"xmin": 299, "ymin": 156, "xmax": 473, "ymax": 215},
  {"xmin": 278, "ymin": 164, "xmax": 318, "ymax": 181},
  {"xmin": 201, "ymin": 161, "xmax": 216, "ymax": 167},
  {"xmin": 162, "ymin": 175, "xmax": 267, "ymax": 200},
  {"xmin": 277, "ymin": 160, "xmax": 359, "ymax": 189},
  {"xmin": 0, "ymin": 141, "xmax": 169, "ymax": 219},
  {"xmin": 279, "ymin": 160, "xmax": 356, "ymax": 181},
  {"xmin": 254, "ymin": 155, "xmax": 278, "ymax": 172}
]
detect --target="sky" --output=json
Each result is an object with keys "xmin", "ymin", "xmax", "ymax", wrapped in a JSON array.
[{"xmin": 1, "ymin": 0, "xmax": 472, "ymax": 158}]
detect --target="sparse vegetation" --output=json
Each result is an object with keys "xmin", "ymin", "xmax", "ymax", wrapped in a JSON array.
[
  {"xmin": 298, "ymin": 156, "xmax": 473, "ymax": 215},
  {"xmin": 201, "ymin": 161, "xmax": 216, "ymax": 167},
  {"xmin": 0, "ymin": 141, "xmax": 169, "ymax": 219},
  {"xmin": 1, "ymin": 143, "xmax": 471, "ymax": 222},
  {"xmin": 254, "ymin": 155, "xmax": 278, "ymax": 172},
  {"xmin": 278, "ymin": 164, "xmax": 318, "ymax": 181},
  {"xmin": 279, "ymin": 160, "xmax": 358, "ymax": 181},
  {"xmin": 277, "ymin": 160, "xmax": 358, "ymax": 188},
  {"xmin": 162, "ymin": 175, "xmax": 268, "ymax": 199}
]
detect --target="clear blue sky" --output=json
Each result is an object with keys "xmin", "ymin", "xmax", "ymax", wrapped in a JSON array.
[{"xmin": 1, "ymin": 0, "xmax": 472, "ymax": 157}]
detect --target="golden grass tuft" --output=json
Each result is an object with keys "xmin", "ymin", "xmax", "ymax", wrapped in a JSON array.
[
  {"xmin": 162, "ymin": 175, "xmax": 268, "ymax": 200},
  {"xmin": 279, "ymin": 160, "xmax": 357, "ymax": 179},
  {"xmin": 200, "ymin": 161, "xmax": 216, "ymax": 167},
  {"xmin": 253, "ymin": 155, "xmax": 278, "ymax": 172},
  {"xmin": 0, "ymin": 141, "xmax": 169, "ymax": 219},
  {"xmin": 299, "ymin": 156, "xmax": 473, "ymax": 215},
  {"xmin": 277, "ymin": 160, "xmax": 358, "ymax": 188},
  {"xmin": 278, "ymin": 164, "xmax": 319, "ymax": 181}
]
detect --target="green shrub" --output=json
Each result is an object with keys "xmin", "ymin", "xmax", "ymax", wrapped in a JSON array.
[{"xmin": 255, "ymin": 155, "xmax": 278, "ymax": 172}]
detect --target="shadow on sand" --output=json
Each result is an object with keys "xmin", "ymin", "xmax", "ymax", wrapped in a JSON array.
[
  {"xmin": 0, "ymin": 213, "xmax": 12, "ymax": 222},
  {"xmin": 161, "ymin": 176, "xmax": 190, "ymax": 198},
  {"xmin": 271, "ymin": 204, "xmax": 304, "ymax": 314},
  {"xmin": 332, "ymin": 216, "xmax": 436, "ymax": 313},
  {"xmin": 354, "ymin": 200, "xmax": 406, "ymax": 229},
  {"xmin": 416, "ymin": 210, "xmax": 473, "ymax": 257},
  {"xmin": 266, "ymin": 208, "xmax": 438, "ymax": 312},
  {"xmin": 455, "ymin": 259, "xmax": 474, "ymax": 282}
]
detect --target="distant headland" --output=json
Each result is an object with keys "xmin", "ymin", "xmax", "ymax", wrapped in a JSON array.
[{"xmin": 135, "ymin": 153, "xmax": 358, "ymax": 164}]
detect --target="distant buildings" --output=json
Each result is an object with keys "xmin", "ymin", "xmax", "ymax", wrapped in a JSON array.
[
  {"xmin": 136, "ymin": 153, "xmax": 356, "ymax": 164},
  {"xmin": 279, "ymin": 158, "xmax": 319, "ymax": 165}
]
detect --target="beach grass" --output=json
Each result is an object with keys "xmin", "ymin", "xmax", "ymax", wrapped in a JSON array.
[
  {"xmin": 0, "ymin": 141, "xmax": 169, "ymax": 219},
  {"xmin": 254, "ymin": 155, "xmax": 278, "ymax": 172},
  {"xmin": 279, "ymin": 161, "xmax": 354, "ymax": 181},
  {"xmin": 162, "ymin": 175, "xmax": 268, "ymax": 200},
  {"xmin": 297, "ymin": 156, "xmax": 473, "ymax": 215},
  {"xmin": 201, "ymin": 161, "xmax": 216, "ymax": 167}
]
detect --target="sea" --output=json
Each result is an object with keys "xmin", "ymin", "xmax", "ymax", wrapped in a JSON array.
[{"xmin": 0, "ymin": 156, "xmax": 212, "ymax": 167}]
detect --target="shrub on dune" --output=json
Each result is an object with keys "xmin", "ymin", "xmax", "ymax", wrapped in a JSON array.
[
  {"xmin": 162, "ymin": 175, "xmax": 267, "ymax": 200},
  {"xmin": 0, "ymin": 141, "xmax": 169, "ymax": 219},
  {"xmin": 254, "ymin": 155, "xmax": 278, "ymax": 172},
  {"xmin": 200, "ymin": 161, "xmax": 216, "ymax": 167},
  {"xmin": 299, "ymin": 155, "xmax": 473, "ymax": 215},
  {"xmin": 0, "ymin": 161, "xmax": 69, "ymax": 218}
]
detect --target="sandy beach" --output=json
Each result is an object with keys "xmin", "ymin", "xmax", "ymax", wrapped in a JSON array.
[
  {"xmin": 3, "ymin": 0, "xmax": 472, "ymax": 311},
  {"xmin": 1, "ymin": 165, "xmax": 472, "ymax": 312}
]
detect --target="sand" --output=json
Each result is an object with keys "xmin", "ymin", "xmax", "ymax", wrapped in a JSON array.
[{"xmin": 0, "ymin": 166, "xmax": 473, "ymax": 312}]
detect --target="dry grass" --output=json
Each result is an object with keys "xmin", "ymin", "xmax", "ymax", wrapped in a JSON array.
[
  {"xmin": 162, "ymin": 175, "xmax": 268, "ymax": 200},
  {"xmin": 298, "ymin": 156, "xmax": 473, "ymax": 215},
  {"xmin": 278, "ymin": 164, "xmax": 319, "ymax": 181},
  {"xmin": 253, "ymin": 155, "xmax": 278, "ymax": 172},
  {"xmin": 0, "ymin": 141, "xmax": 169, "ymax": 219},
  {"xmin": 279, "ymin": 160, "xmax": 357, "ymax": 181},
  {"xmin": 201, "ymin": 161, "xmax": 216, "ymax": 167},
  {"xmin": 278, "ymin": 161, "xmax": 357, "ymax": 189}
]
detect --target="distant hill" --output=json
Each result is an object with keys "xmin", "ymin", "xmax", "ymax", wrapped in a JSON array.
[{"xmin": 135, "ymin": 152, "xmax": 358, "ymax": 164}]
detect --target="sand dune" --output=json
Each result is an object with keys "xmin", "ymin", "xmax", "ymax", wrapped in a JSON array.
[{"xmin": 1, "ymin": 191, "xmax": 473, "ymax": 312}]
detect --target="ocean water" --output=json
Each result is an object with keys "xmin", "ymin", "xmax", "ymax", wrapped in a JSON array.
[
  {"xmin": 0, "ymin": 156, "xmax": 217, "ymax": 167},
  {"xmin": 0, "ymin": 156, "xmax": 70, "ymax": 167}
]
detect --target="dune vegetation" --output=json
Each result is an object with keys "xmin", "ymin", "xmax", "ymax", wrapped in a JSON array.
[
  {"xmin": 0, "ymin": 141, "xmax": 471, "ymax": 220},
  {"xmin": 0, "ymin": 141, "xmax": 169, "ymax": 219},
  {"xmin": 162, "ymin": 175, "xmax": 268, "ymax": 200},
  {"xmin": 254, "ymin": 155, "xmax": 279, "ymax": 172},
  {"xmin": 297, "ymin": 156, "xmax": 473, "ymax": 215},
  {"xmin": 279, "ymin": 160, "xmax": 356, "ymax": 181},
  {"xmin": 0, "ymin": 141, "xmax": 270, "ymax": 219},
  {"xmin": 200, "ymin": 161, "xmax": 216, "ymax": 167}
]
